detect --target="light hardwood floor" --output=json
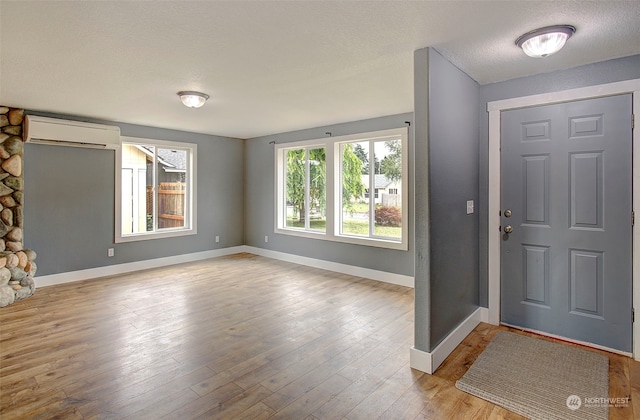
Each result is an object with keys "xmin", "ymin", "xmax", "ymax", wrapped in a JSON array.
[{"xmin": 1, "ymin": 253, "xmax": 637, "ymax": 419}]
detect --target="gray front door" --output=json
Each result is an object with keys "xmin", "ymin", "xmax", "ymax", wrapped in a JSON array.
[{"xmin": 500, "ymin": 94, "xmax": 632, "ymax": 352}]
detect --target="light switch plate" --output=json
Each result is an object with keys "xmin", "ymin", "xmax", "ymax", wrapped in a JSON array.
[{"xmin": 466, "ymin": 200, "xmax": 474, "ymax": 214}]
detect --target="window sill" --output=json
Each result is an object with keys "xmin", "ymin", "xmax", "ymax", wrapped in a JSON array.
[
  {"xmin": 275, "ymin": 227, "xmax": 407, "ymax": 251},
  {"xmin": 115, "ymin": 227, "xmax": 197, "ymax": 243}
]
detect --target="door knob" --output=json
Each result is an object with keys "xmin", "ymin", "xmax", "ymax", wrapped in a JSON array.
[
  {"xmin": 503, "ymin": 225, "xmax": 513, "ymax": 234},
  {"xmin": 504, "ymin": 209, "xmax": 512, "ymax": 218}
]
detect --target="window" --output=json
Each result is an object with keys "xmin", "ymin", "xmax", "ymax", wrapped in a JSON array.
[
  {"xmin": 284, "ymin": 146, "xmax": 326, "ymax": 232},
  {"xmin": 116, "ymin": 136, "xmax": 197, "ymax": 242},
  {"xmin": 276, "ymin": 127, "xmax": 407, "ymax": 250}
]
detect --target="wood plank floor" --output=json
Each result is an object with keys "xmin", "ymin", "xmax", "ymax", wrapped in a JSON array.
[{"xmin": 1, "ymin": 253, "xmax": 637, "ymax": 419}]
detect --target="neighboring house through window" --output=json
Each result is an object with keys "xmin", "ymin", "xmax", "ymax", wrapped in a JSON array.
[{"xmin": 115, "ymin": 136, "xmax": 197, "ymax": 242}]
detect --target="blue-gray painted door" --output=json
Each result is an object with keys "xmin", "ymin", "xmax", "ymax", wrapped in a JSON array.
[{"xmin": 500, "ymin": 94, "xmax": 632, "ymax": 352}]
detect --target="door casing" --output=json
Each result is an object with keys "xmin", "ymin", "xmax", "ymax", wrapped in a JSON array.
[{"xmin": 487, "ymin": 79, "xmax": 640, "ymax": 360}]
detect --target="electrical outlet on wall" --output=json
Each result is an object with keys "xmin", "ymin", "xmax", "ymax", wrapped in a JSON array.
[
  {"xmin": 215, "ymin": 235, "xmax": 220, "ymax": 243},
  {"xmin": 108, "ymin": 248, "xmax": 114, "ymax": 257},
  {"xmin": 265, "ymin": 235, "xmax": 269, "ymax": 243}
]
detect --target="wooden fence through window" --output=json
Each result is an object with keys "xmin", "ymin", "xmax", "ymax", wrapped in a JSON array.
[{"xmin": 147, "ymin": 182, "xmax": 186, "ymax": 229}]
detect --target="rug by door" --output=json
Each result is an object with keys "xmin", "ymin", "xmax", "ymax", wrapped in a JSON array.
[{"xmin": 455, "ymin": 331, "xmax": 609, "ymax": 420}]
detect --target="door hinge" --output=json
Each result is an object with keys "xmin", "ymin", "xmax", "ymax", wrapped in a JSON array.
[
  {"xmin": 633, "ymin": 308, "xmax": 635, "ymax": 323},
  {"xmin": 633, "ymin": 211, "xmax": 635, "ymax": 227}
]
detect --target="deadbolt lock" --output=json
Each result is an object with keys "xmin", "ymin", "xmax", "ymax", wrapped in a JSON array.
[{"xmin": 504, "ymin": 209, "xmax": 512, "ymax": 218}]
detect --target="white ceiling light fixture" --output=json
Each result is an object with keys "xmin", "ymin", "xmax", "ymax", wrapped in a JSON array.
[
  {"xmin": 516, "ymin": 25, "xmax": 576, "ymax": 58},
  {"xmin": 177, "ymin": 91, "xmax": 209, "ymax": 108}
]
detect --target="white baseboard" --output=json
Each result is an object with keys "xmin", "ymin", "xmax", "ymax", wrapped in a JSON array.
[
  {"xmin": 35, "ymin": 246, "xmax": 247, "ymax": 288},
  {"xmin": 244, "ymin": 246, "xmax": 414, "ymax": 288},
  {"xmin": 35, "ymin": 245, "xmax": 415, "ymax": 289},
  {"xmin": 410, "ymin": 307, "xmax": 488, "ymax": 374}
]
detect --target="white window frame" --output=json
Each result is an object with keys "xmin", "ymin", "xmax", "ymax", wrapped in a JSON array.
[
  {"xmin": 115, "ymin": 136, "xmax": 197, "ymax": 243},
  {"xmin": 278, "ymin": 145, "xmax": 327, "ymax": 233},
  {"xmin": 275, "ymin": 127, "xmax": 408, "ymax": 250}
]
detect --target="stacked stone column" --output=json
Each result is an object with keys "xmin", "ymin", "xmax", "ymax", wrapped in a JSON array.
[{"xmin": 0, "ymin": 107, "xmax": 37, "ymax": 307}]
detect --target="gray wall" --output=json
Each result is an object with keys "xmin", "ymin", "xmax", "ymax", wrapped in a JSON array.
[
  {"xmin": 24, "ymin": 113, "xmax": 245, "ymax": 276},
  {"xmin": 245, "ymin": 113, "xmax": 415, "ymax": 277},
  {"xmin": 414, "ymin": 48, "xmax": 480, "ymax": 352},
  {"xmin": 477, "ymin": 54, "xmax": 640, "ymax": 307}
]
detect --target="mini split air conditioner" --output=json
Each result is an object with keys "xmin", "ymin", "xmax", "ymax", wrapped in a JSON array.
[{"xmin": 24, "ymin": 115, "xmax": 121, "ymax": 150}]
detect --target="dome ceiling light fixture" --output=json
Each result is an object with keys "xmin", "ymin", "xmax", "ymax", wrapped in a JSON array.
[
  {"xmin": 177, "ymin": 91, "xmax": 209, "ymax": 108},
  {"xmin": 515, "ymin": 25, "xmax": 576, "ymax": 58}
]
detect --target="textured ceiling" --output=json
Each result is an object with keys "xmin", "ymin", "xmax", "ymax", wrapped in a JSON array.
[{"xmin": 1, "ymin": 1, "xmax": 639, "ymax": 139}]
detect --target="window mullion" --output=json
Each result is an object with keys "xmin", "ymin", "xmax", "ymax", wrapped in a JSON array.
[
  {"xmin": 325, "ymin": 142, "xmax": 335, "ymax": 237},
  {"xmin": 281, "ymin": 149, "xmax": 286, "ymax": 229},
  {"xmin": 338, "ymin": 144, "xmax": 345, "ymax": 236},
  {"xmin": 369, "ymin": 140, "xmax": 375, "ymax": 238},
  {"xmin": 184, "ymin": 149, "xmax": 190, "ymax": 228},
  {"xmin": 305, "ymin": 148, "xmax": 310, "ymax": 230},
  {"xmin": 152, "ymin": 148, "xmax": 158, "ymax": 233},
  {"xmin": 336, "ymin": 145, "xmax": 340, "ymax": 235}
]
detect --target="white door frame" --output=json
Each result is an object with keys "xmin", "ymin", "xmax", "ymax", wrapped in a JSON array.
[{"xmin": 487, "ymin": 79, "xmax": 640, "ymax": 360}]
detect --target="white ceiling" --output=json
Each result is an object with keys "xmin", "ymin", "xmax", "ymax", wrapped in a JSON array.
[{"xmin": 1, "ymin": 1, "xmax": 639, "ymax": 139}]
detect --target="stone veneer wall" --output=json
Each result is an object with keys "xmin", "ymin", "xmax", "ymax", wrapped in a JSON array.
[{"xmin": 0, "ymin": 107, "xmax": 37, "ymax": 307}]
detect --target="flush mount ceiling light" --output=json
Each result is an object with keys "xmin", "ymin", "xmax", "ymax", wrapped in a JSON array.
[
  {"xmin": 516, "ymin": 25, "xmax": 576, "ymax": 58},
  {"xmin": 177, "ymin": 91, "xmax": 209, "ymax": 108}
]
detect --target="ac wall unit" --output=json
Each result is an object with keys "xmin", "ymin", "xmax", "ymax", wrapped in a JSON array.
[{"xmin": 24, "ymin": 115, "xmax": 121, "ymax": 150}]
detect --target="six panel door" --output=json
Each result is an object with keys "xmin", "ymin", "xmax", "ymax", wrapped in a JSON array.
[{"xmin": 500, "ymin": 94, "xmax": 633, "ymax": 352}]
